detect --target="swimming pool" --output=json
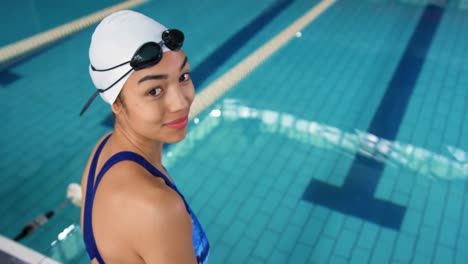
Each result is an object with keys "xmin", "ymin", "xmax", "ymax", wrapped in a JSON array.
[
  {"xmin": 0, "ymin": 0, "xmax": 123, "ymax": 47},
  {"xmin": 1, "ymin": 0, "xmax": 468, "ymax": 263}
]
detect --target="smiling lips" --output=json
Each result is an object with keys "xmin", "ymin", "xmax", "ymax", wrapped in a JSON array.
[{"xmin": 164, "ymin": 116, "xmax": 188, "ymax": 129}]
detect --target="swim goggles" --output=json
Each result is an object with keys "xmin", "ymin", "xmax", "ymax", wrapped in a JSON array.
[{"xmin": 80, "ymin": 29, "xmax": 184, "ymax": 116}]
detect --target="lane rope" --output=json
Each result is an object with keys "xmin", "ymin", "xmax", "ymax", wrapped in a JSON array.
[
  {"xmin": 0, "ymin": 0, "xmax": 146, "ymax": 65},
  {"xmin": 189, "ymin": 0, "xmax": 336, "ymax": 119}
]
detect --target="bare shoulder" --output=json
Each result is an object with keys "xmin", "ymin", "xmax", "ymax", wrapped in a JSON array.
[
  {"xmin": 95, "ymin": 161, "xmax": 195, "ymax": 263},
  {"xmin": 95, "ymin": 159, "xmax": 184, "ymax": 219},
  {"xmin": 107, "ymin": 159, "xmax": 186, "ymax": 216}
]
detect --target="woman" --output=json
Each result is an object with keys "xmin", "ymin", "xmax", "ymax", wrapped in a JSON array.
[{"xmin": 79, "ymin": 10, "xmax": 210, "ymax": 264}]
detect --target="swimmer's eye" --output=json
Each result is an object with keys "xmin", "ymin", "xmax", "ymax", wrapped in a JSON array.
[
  {"xmin": 147, "ymin": 87, "xmax": 162, "ymax": 96},
  {"xmin": 180, "ymin": 72, "xmax": 191, "ymax": 82}
]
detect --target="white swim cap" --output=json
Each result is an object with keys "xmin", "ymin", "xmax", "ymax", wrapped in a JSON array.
[{"xmin": 88, "ymin": 10, "xmax": 170, "ymax": 105}]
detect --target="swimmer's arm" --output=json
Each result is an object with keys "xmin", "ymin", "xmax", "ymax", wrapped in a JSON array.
[{"xmin": 126, "ymin": 189, "xmax": 197, "ymax": 264}]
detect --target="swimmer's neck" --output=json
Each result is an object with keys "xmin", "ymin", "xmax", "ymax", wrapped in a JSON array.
[{"xmin": 111, "ymin": 126, "xmax": 164, "ymax": 167}]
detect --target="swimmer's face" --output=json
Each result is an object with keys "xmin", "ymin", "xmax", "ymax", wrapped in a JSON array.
[{"xmin": 113, "ymin": 50, "xmax": 194, "ymax": 143}]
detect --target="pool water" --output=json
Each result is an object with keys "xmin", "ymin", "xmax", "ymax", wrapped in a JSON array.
[{"xmin": 1, "ymin": 0, "xmax": 468, "ymax": 263}]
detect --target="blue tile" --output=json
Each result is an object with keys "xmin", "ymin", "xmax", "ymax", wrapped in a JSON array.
[
  {"xmin": 221, "ymin": 220, "xmax": 248, "ymax": 245},
  {"xmin": 238, "ymin": 196, "xmax": 263, "ymax": 222},
  {"xmin": 217, "ymin": 200, "xmax": 243, "ymax": 227},
  {"xmin": 379, "ymin": 228, "xmax": 397, "ymax": 244},
  {"xmin": 289, "ymin": 243, "xmax": 312, "ymax": 264},
  {"xmin": 323, "ymin": 213, "xmax": 345, "ymax": 238},
  {"xmin": 357, "ymin": 222, "xmax": 379, "ymax": 250},
  {"xmin": 210, "ymin": 188, "xmax": 230, "ymax": 209},
  {"xmin": 419, "ymin": 225, "xmax": 438, "ymax": 244},
  {"xmin": 245, "ymin": 213, "xmax": 269, "ymax": 241},
  {"xmin": 392, "ymin": 192, "xmax": 410, "ymax": 206},
  {"xmin": 276, "ymin": 224, "xmax": 301, "ymax": 253},
  {"xmin": 207, "ymin": 223, "xmax": 230, "ymax": 246},
  {"xmin": 267, "ymin": 250, "xmax": 288, "ymax": 264},
  {"xmin": 268, "ymin": 206, "xmax": 292, "ymax": 233},
  {"xmin": 253, "ymin": 230, "xmax": 280, "ymax": 259},
  {"xmin": 455, "ymin": 249, "xmax": 468, "ymax": 264},
  {"xmin": 422, "ymin": 202, "xmax": 444, "ymax": 228},
  {"xmin": 209, "ymin": 241, "xmax": 232, "ymax": 263},
  {"xmin": 190, "ymin": 190, "xmax": 213, "ymax": 213},
  {"xmin": 401, "ymin": 210, "xmax": 422, "ymax": 236},
  {"xmin": 370, "ymin": 238, "xmax": 394, "ymax": 263},
  {"xmin": 299, "ymin": 216, "xmax": 325, "ymax": 246},
  {"xmin": 433, "ymin": 244, "xmax": 454, "ymax": 264},
  {"xmin": 413, "ymin": 253, "xmax": 432, "ymax": 264},
  {"xmin": 349, "ymin": 247, "xmax": 371, "ymax": 264},
  {"xmin": 309, "ymin": 235, "xmax": 334, "ymax": 263},
  {"xmin": 260, "ymin": 190, "xmax": 284, "ymax": 215},
  {"xmin": 393, "ymin": 233, "xmax": 416, "ymax": 263},
  {"xmin": 415, "ymin": 238, "xmax": 435, "ymax": 258},
  {"xmin": 290, "ymin": 202, "xmax": 313, "ymax": 227},
  {"xmin": 408, "ymin": 189, "xmax": 428, "ymax": 210},
  {"xmin": 227, "ymin": 236, "xmax": 256, "ymax": 263},
  {"xmin": 334, "ymin": 229, "xmax": 358, "ymax": 259},
  {"xmin": 246, "ymin": 256, "xmax": 265, "ymax": 264},
  {"xmin": 395, "ymin": 175, "xmax": 414, "ymax": 195},
  {"xmin": 328, "ymin": 255, "xmax": 348, "ymax": 264},
  {"xmin": 439, "ymin": 218, "xmax": 458, "ymax": 247},
  {"xmin": 445, "ymin": 195, "xmax": 463, "ymax": 221},
  {"xmin": 254, "ymin": 177, "xmax": 274, "ymax": 199},
  {"xmin": 280, "ymin": 193, "xmax": 298, "ymax": 210},
  {"xmin": 312, "ymin": 205, "xmax": 330, "ymax": 220},
  {"xmin": 344, "ymin": 216, "xmax": 363, "ymax": 232},
  {"xmin": 457, "ymin": 234, "xmax": 468, "ymax": 250}
]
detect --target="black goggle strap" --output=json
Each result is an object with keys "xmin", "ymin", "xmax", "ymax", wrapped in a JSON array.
[
  {"xmin": 91, "ymin": 60, "xmax": 131, "ymax": 72},
  {"xmin": 79, "ymin": 90, "xmax": 99, "ymax": 116},
  {"xmin": 79, "ymin": 68, "xmax": 133, "ymax": 116}
]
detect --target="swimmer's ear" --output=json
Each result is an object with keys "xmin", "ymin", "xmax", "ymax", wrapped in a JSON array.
[{"xmin": 111, "ymin": 99, "xmax": 123, "ymax": 114}]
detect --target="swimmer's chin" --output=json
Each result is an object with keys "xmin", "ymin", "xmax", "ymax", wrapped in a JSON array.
[{"xmin": 163, "ymin": 130, "xmax": 189, "ymax": 144}]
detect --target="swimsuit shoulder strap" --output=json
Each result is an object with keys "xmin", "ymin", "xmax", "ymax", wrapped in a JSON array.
[{"xmin": 83, "ymin": 134, "xmax": 112, "ymax": 264}]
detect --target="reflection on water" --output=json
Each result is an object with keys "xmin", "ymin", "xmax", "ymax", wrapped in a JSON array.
[
  {"xmin": 42, "ymin": 224, "xmax": 87, "ymax": 263},
  {"xmin": 46, "ymin": 99, "xmax": 467, "ymax": 261},
  {"xmin": 166, "ymin": 99, "xmax": 468, "ymax": 181}
]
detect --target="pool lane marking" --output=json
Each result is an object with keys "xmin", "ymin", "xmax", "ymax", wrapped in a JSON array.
[
  {"xmin": 303, "ymin": 4, "xmax": 445, "ymax": 230},
  {"xmin": 191, "ymin": 0, "xmax": 294, "ymax": 89},
  {"xmin": 0, "ymin": 0, "xmax": 146, "ymax": 65},
  {"xmin": 188, "ymin": 0, "xmax": 336, "ymax": 119}
]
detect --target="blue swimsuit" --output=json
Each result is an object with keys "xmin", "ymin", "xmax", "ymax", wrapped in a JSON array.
[{"xmin": 83, "ymin": 135, "xmax": 210, "ymax": 263}]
